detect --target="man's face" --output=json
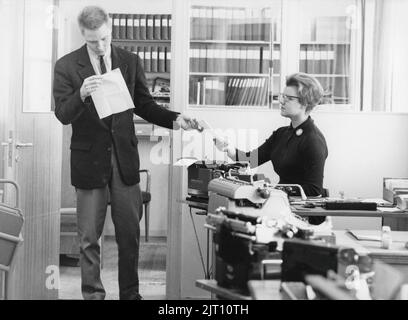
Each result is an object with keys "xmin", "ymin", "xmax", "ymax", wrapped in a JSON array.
[{"xmin": 82, "ymin": 22, "xmax": 111, "ymax": 56}]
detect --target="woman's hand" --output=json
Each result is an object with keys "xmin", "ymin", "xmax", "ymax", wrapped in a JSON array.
[{"xmin": 213, "ymin": 137, "xmax": 229, "ymax": 152}]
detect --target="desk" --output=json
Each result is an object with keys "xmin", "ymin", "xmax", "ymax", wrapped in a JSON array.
[
  {"xmin": 195, "ymin": 279, "xmax": 306, "ymax": 300},
  {"xmin": 195, "ymin": 279, "xmax": 252, "ymax": 300},
  {"xmin": 291, "ymin": 205, "xmax": 408, "ymax": 218},
  {"xmin": 334, "ymin": 230, "xmax": 408, "ymax": 275},
  {"xmin": 179, "ymin": 199, "xmax": 211, "ymax": 279}
]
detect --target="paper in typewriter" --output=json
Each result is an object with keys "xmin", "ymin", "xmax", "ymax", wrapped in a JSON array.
[{"xmin": 91, "ymin": 68, "xmax": 135, "ymax": 119}]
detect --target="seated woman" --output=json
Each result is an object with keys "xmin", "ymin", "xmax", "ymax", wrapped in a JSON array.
[{"xmin": 214, "ymin": 72, "xmax": 328, "ymax": 224}]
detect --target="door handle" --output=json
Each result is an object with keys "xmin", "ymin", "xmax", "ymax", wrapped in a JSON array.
[{"xmin": 15, "ymin": 142, "xmax": 33, "ymax": 149}]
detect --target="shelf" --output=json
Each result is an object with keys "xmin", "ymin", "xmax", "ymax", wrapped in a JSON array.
[
  {"xmin": 190, "ymin": 40, "xmax": 272, "ymax": 45},
  {"xmin": 190, "ymin": 72, "xmax": 270, "ymax": 77},
  {"xmin": 189, "ymin": 104, "xmax": 269, "ymax": 109},
  {"xmin": 112, "ymin": 39, "xmax": 171, "ymax": 43},
  {"xmin": 300, "ymin": 41, "xmax": 350, "ymax": 45},
  {"xmin": 312, "ymin": 74, "xmax": 349, "ymax": 77}
]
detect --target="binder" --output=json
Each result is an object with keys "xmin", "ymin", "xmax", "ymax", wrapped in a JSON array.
[
  {"xmin": 225, "ymin": 77, "xmax": 234, "ymax": 105},
  {"xmin": 262, "ymin": 8, "xmax": 272, "ymax": 41},
  {"xmin": 239, "ymin": 78, "xmax": 250, "ymax": 105},
  {"xmin": 299, "ymin": 45, "xmax": 307, "ymax": 72},
  {"xmin": 232, "ymin": 48, "xmax": 240, "ymax": 73},
  {"xmin": 253, "ymin": 78, "xmax": 263, "ymax": 106},
  {"xmin": 244, "ymin": 8, "xmax": 252, "ymax": 41},
  {"xmin": 165, "ymin": 46, "xmax": 171, "ymax": 73},
  {"xmin": 231, "ymin": 8, "xmax": 240, "ymax": 41},
  {"xmin": 241, "ymin": 78, "xmax": 252, "ymax": 105},
  {"xmin": 252, "ymin": 8, "xmax": 262, "ymax": 41},
  {"xmin": 220, "ymin": 48, "xmax": 228, "ymax": 73},
  {"xmin": 239, "ymin": 46, "xmax": 247, "ymax": 73},
  {"xmin": 314, "ymin": 47, "xmax": 322, "ymax": 74},
  {"xmin": 212, "ymin": 7, "xmax": 220, "ymax": 40},
  {"xmin": 327, "ymin": 45, "xmax": 335, "ymax": 74},
  {"xmin": 197, "ymin": 7, "xmax": 205, "ymax": 40},
  {"xmin": 144, "ymin": 46, "xmax": 151, "ymax": 72},
  {"xmin": 112, "ymin": 14, "xmax": 120, "ymax": 39},
  {"xmin": 228, "ymin": 77, "xmax": 238, "ymax": 105},
  {"xmin": 206, "ymin": 47, "xmax": 214, "ymax": 73},
  {"xmin": 139, "ymin": 14, "xmax": 147, "ymax": 40},
  {"xmin": 158, "ymin": 46, "xmax": 166, "ymax": 72},
  {"xmin": 161, "ymin": 14, "xmax": 169, "ymax": 40},
  {"xmin": 119, "ymin": 14, "xmax": 127, "ymax": 39},
  {"xmin": 137, "ymin": 46, "xmax": 144, "ymax": 66},
  {"xmin": 205, "ymin": 8, "xmax": 212, "ymax": 41},
  {"xmin": 247, "ymin": 48, "xmax": 259, "ymax": 74},
  {"xmin": 226, "ymin": 9, "xmax": 233, "ymax": 40},
  {"xmin": 199, "ymin": 46, "xmax": 207, "ymax": 73},
  {"xmin": 226, "ymin": 49, "xmax": 234, "ymax": 73},
  {"xmin": 320, "ymin": 46, "xmax": 329, "ymax": 75},
  {"xmin": 203, "ymin": 78, "xmax": 212, "ymax": 105},
  {"xmin": 189, "ymin": 78, "xmax": 196, "ymax": 104},
  {"xmin": 133, "ymin": 14, "xmax": 140, "ymax": 40},
  {"xmin": 151, "ymin": 46, "xmax": 158, "ymax": 73},
  {"xmin": 238, "ymin": 9, "xmax": 245, "ymax": 41},
  {"xmin": 126, "ymin": 14, "xmax": 134, "ymax": 39},
  {"xmin": 146, "ymin": 15, "xmax": 154, "ymax": 40},
  {"xmin": 190, "ymin": 45, "xmax": 199, "ymax": 73},
  {"xmin": 306, "ymin": 45, "xmax": 314, "ymax": 74},
  {"xmin": 167, "ymin": 15, "xmax": 172, "ymax": 40},
  {"xmin": 272, "ymin": 49, "xmax": 280, "ymax": 74},
  {"xmin": 217, "ymin": 79, "xmax": 226, "ymax": 105},
  {"xmin": 261, "ymin": 47, "xmax": 270, "ymax": 74},
  {"xmin": 154, "ymin": 15, "xmax": 161, "ymax": 40},
  {"xmin": 213, "ymin": 48, "xmax": 222, "ymax": 73}
]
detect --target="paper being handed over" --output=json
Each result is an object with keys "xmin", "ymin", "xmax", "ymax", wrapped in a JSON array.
[{"xmin": 91, "ymin": 68, "xmax": 135, "ymax": 119}]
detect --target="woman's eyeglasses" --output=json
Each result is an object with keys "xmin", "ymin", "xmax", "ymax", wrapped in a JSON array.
[{"xmin": 278, "ymin": 93, "xmax": 300, "ymax": 104}]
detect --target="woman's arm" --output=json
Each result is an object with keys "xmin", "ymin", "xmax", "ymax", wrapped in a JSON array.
[
  {"xmin": 300, "ymin": 136, "xmax": 328, "ymax": 196},
  {"xmin": 215, "ymin": 132, "xmax": 276, "ymax": 168}
]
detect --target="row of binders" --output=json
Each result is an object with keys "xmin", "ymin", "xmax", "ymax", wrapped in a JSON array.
[
  {"xmin": 190, "ymin": 6, "xmax": 272, "ymax": 41},
  {"xmin": 317, "ymin": 76, "xmax": 349, "ymax": 102},
  {"xmin": 116, "ymin": 45, "xmax": 171, "ymax": 73},
  {"xmin": 190, "ymin": 45, "xmax": 279, "ymax": 74},
  {"xmin": 110, "ymin": 13, "xmax": 171, "ymax": 40},
  {"xmin": 299, "ymin": 44, "xmax": 350, "ymax": 75},
  {"xmin": 189, "ymin": 77, "xmax": 269, "ymax": 106}
]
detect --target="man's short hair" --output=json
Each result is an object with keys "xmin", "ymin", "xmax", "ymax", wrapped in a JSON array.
[{"xmin": 78, "ymin": 6, "xmax": 109, "ymax": 30}]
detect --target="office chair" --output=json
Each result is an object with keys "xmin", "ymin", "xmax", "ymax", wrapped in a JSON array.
[{"xmin": 139, "ymin": 170, "xmax": 151, "ymax": 242}]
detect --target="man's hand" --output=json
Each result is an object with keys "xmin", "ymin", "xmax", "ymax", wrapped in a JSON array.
[
  {"xmin": 80, "ymin": 75, "xmax": 103, "ymax": 101},
  {"xmin": 175, "ymin": 114, "xmax": 202, "ymax": 131}
]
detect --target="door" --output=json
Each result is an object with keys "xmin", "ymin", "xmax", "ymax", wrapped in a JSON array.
[{"xmin": 0, "ymin": 0, "xmax": 62, "ymax": 299}]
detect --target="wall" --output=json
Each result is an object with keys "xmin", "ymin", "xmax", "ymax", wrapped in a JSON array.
[{"xmin": 58, "ymin": 0, "xmax": 172, "ymax": 237}]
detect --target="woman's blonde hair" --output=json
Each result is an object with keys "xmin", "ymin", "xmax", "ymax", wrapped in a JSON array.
[{"xmin": 286, "ymin": 73, "xmax": 325, "ymax": 112}]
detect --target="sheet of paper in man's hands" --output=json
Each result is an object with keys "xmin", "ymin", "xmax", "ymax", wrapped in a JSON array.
[{"xmin": 91, "ymin": 68, "xmax": 135, "ymax": 119}]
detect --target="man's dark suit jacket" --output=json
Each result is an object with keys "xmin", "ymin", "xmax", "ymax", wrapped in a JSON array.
[{"xmin": 53, "ymin": 44, "xmax": 179, "ymax": 189}]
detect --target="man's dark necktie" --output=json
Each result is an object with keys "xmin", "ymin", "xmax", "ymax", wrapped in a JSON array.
[
  {"xmin": 99, "ymin": 55, "xmax": 107, "ymax": 74},
  {"xmin": 99, "ymin": 55, "xmax": 112, "ymax": 127}
]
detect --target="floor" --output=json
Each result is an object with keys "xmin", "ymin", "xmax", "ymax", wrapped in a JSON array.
[{"xmin": 59, "ymin": 236, "xmax": 167, "ymax": 300}]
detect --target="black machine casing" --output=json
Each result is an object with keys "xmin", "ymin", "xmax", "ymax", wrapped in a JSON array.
[
  {"xmin": 214, "ymin": 225, "xmax": 278, "ymax": 294},
  {"xmin": 187, "ymin": 161, "xmax": 225, "ymax": 200},
  {"xmin": 187, "ymin": 160, "xmax": 267, "ymax": 201},
  {"xmin": 281, "ymin": 239, "xmax": 366, "ymax": 282}
]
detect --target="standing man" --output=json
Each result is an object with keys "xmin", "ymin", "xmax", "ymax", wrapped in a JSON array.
[{"xmin": 53, "ymin": 6, "xmax": 198, "ymax": 300}]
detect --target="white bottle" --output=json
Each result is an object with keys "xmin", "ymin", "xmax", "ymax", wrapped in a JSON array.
[{"xmin": 381, "ymin": 226, "xmax": 392, "ymax": 249}]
